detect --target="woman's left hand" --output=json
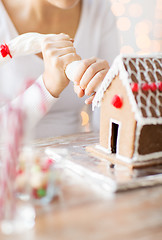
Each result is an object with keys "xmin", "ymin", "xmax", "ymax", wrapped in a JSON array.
[{"xmin": 73, "ymin": 57, "xmax": 109, "ymax": 104}]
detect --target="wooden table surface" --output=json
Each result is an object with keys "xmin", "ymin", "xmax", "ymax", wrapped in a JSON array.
[{"xmin": 0, "ymin": 132, "xmax": 162, "ymax": 240}]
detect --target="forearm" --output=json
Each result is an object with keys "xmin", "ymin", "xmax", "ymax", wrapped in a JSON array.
[{"xmin": 0, "ymin": 75, "xmax": 57, "ymax": 131}]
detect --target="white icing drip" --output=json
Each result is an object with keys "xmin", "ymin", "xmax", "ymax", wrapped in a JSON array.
[
  {"xmin": 65, "ymin": 61, "xmax": 81, "ymax": 83},
  {"xmin": 95, "ymin": 145, "xmax": 162, "ymax": 164},
  {"xmin": 92, "ymin": 54, "xmax": 162, "ymax": 125},
  {"xmin": 133, "ymin": 122, "xmax": 142, "ymax": 159},
  {"xmin": 95, "ymin": 144, "xmax": 111, "ymax": 154},
  {"xmin": 92, "ymin": 55, "xmax": 121, "ymax": 111},
  {"xmin": 65, "ymin": 61, "xmax": 101, "ymax": 91},
  {"xmin": 132, "ymin": 151, "xmax": 162, "ymax": 162},
  {"xmin": 93, "ymin": 54, "xmax": 162, "ymax": 162}
]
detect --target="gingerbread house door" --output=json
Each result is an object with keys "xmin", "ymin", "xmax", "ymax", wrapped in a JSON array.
[{"xmin": 109, "ymin": 119, "xmax": 120, "ymax": 154}]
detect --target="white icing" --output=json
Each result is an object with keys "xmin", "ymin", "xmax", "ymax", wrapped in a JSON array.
[
  {"xmin": 93, "ymin": 53, "xmax": 162, "ymax": 162},
  {"xmin": 65, "ymin": 61, "xmax": 81, "ymax": 83},
  {"xmin": 95, "ymin": 144, "xmax": 111, "ymax": 154},
  {"xmin": 0, "ymin": 33, "xmax": 52, "ymax": 65},
  {"xmin": 92, "ymin": 53, "xmax": 162, "ymax": 126},
  {"xmin": 132, "ymin": 151, "xmax": 162, "ymax": 161},
  {"xmin": 0, "ymin": 34, "xmax": 161, "ymax": 163},
  {"xmin": 65, "ymin": 60, "xmax": 101, "ymax": 91},
  {"xmin": 95, "ymin": 145, "xmax": 162, "ymax": 164},
  {"xmin": 0, "ymin": 32, "xmax": 81, "ymax": 83}
]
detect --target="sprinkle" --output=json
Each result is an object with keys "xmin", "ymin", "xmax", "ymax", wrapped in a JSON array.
[
  {"xmin": 37, "ymin": 188, "xmax": 46, "ymax": 198},
  {"xmin": 42, "ymin": 158, "xmax": 55, "ymax": 171},
  {"xmin": 16, "ymin": 169, "xmax": 24, "ymax": 175}
]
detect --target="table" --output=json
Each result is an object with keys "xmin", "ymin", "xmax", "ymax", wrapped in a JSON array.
[{"xmin": 0, "ymin": 132, "xmax": 162, "ymax": 240}]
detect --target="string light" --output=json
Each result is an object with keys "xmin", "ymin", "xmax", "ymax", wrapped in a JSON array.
[{"xmin": 111, "ymin": 2, "xmax": 125, "ymax": 17}]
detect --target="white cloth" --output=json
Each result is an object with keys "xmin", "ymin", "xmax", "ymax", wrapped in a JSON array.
[{"xmin": 0, "ymin": 0, "xmax": 120, "ymax": 138}]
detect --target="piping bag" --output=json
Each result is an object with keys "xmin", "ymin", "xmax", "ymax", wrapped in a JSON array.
[{"xmin": 0, "ymin": 32, "xmax": 100, "ymax": 91}]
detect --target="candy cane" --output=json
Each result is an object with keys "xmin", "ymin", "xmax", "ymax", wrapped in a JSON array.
[
  {"xmin": 0, "ymin": 104, "xmax": 24, "ymax": 220},
  {"xmin": 0, "ymin": 32, "xmax": 100, "ymax": 91}
]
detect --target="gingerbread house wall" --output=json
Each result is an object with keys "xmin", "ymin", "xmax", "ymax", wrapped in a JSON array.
[
  {"xmin": 138, "ymin": 124, "xmax": 162, "ymax": 155},
  {"xmin": 100, "ymin": 75, "xmax": 137, "ymax": 159}
]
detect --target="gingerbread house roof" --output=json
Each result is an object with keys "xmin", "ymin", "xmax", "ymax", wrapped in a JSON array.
[{"xmin": 92, "ymin": 54, "xmax": 162, "ymax": 124}]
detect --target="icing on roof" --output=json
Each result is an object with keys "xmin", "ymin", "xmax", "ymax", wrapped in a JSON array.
[{"xmin": 92, "ymin": 54, "xmax": 162, "ymax": 124}]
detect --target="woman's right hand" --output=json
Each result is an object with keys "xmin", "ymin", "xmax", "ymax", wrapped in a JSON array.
[{"xmin": 42, "ymin": 33, "xmax": 81, "ymax": 98}]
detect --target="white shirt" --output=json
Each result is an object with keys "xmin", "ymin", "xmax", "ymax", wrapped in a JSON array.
[{"xmin": 0, "ymin": 0, "xmax": 120, "ymax": 138}]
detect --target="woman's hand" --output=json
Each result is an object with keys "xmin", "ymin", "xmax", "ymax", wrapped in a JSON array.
[
  {"xmin": 42, "ymin": 33, "xmax": 81, "ymax": 98},
  {"xmin": 73, "ymin": 57, "xmax": 109, "ymax": 104}
]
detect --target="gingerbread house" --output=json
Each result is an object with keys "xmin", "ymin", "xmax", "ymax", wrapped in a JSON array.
[{"xmin": 88, "ymin": 54, "xmax": 162, "ymax": 168}]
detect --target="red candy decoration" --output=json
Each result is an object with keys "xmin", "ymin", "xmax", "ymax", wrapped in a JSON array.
[
  {"xmin": 111, "ymin": 95, "xmax": 123, "ymax": 109},
  {"xmin": 0, "ymin": 44, "xmax": 12, "ymax": 58},
  {"xmin": 149, "ymin": 82, "xmax": 157, "ymax": 92},
  {"xmin": 158, "ymin": 82, "xmax": 162, "ymax": 91},
  {"xmin": 16, "ymin": 169, "xmax": 24, "ymax": 175},
  {"xmin": 41, "ymin": 158, "xmax": 55, "ymax": 172},
  {"xmin": 131, "ymin": 83, "xmax": 139, "ymax": 92},
  {"xmin": 141, "ymin": 83, "xmax": 150, "ymax": 91}
]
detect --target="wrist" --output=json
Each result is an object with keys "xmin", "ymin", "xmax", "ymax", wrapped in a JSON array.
[{"xmin": 42, "ymin": 73, "xmax": 61, "ymax": 98}]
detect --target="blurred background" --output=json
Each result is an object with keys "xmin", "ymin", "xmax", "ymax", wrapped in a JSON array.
[
  {"xmin": 111, "ymin": 0, "xmax": 162, "ymax": 54},
  {"xmin": 81, "ymin": 0, "xmax": 162, "ymax": 130}
]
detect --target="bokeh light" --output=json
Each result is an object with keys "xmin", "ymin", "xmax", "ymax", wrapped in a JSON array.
[
  {"xmin": 118, "ymin": 0, "xmax": 131, "ymax": 4},
  {"xmin": 150, "ymin": 40, "xmax": 161, "ymax": 52},
  {"xmin": 111, "ymin": 0, "xmax": 161, "ymax": 54},
  {"xmin": 117, "ymin": 17, "xmax": 131, "ymax": 31},
  {"xmin": 81, "ymin": 111, "xmax": 89, "ymax": 126},
  {"xmin": 155, "ymin": 0, "xmax": 162, "ymax": 19},
  {"xmin": 128, "ymin": 3, "xmax": 143, "ymax": 18},
  {"xmin": 120, "ymin": 45, "xmax": 134, "ymax": 54},
  {"xmin": 136, "ymin": 34, "xmax": 151, "ymax": 50},
  {"xmin": 135, "ymin": 20, "xmax": 153, "ymax": 36},
  {"xmin": 111, "ymin": 3, "xmax": 125, "ymax": 17},
  {"xmin": 154, "ymin": 23, "xmax": 162, "ymax": 39}
]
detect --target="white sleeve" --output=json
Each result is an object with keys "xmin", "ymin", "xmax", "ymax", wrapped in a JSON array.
[{"xmin": 1, "ymin": 75, "xmax": 58, "ymax": 130}]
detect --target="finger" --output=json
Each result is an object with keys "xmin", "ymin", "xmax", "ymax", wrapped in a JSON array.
[
  {"xmin": 46, "ymin": 40, "xmax": 74, "ymax": 49},
  {"xmin": 51, "ymin": 46, "xmax": 76, "ymax": 57},
  {"xmin": 74, "ymin": 85, "xmax": 85, "ymax": 98},
  {"xmin": 85, "ymin": 93, "xmax": 96, "ymax": 105},
  {"xmin": 73, "ymin": 57, "xmax": 97, "ymax": 85},
  {"xmin": 85, "ymin": 69, "xmax": 108, "ymax": 96},
  {"xmin": 42, "ymin": 40, "xmax": 74, "ymax": 54},
  {"xmin": 60, "ymin": 53, "xmax": 81, "ymax": 70},
  {"xmin": 42, "ymin": 34, "xmax": 72, "ymax": 50},
  {"xmin": 80, "ymin": 60, "xmax": 108, "ymax": 90},
  {"xmin": 47, "ymin": 33, "xmax": 71, "ymax": 42}
]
